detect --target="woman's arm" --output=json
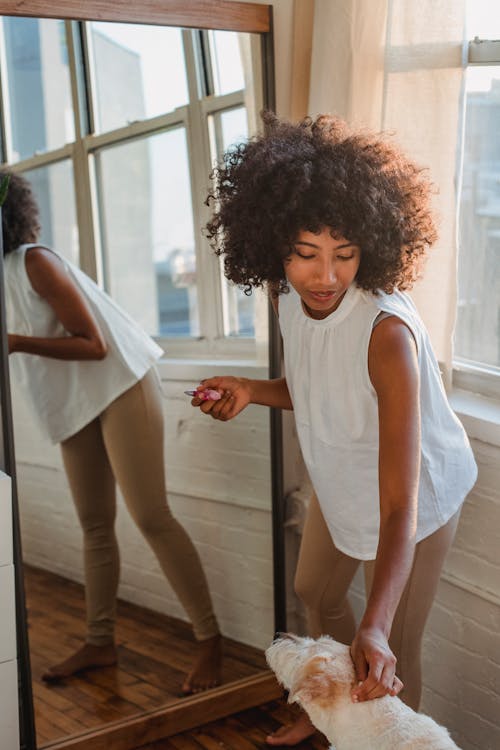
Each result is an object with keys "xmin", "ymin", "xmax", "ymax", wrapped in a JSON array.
[
  {"xmin": 8, "ymin": 247, "xmax": 107, "ymax": 360},
  {"xmin": 351, "ymin": 315, "xmax": 420, "ymax": 702},
  {"xmin": 192, "ymin": 376, "xmax": 293, "ymax": 420}
]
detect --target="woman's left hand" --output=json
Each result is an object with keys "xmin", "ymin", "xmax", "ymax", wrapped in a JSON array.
[{"xmin": 350, "ymin": 626, "xmax": 403, "ymax": 702}]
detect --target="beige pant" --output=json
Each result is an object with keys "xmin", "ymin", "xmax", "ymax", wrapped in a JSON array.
[
  {"xmin": 295, "ymin": 493, "xmax": 460, "ymax": 710},
  {"xmin": 60, "ymin": 368, "xmax": 219, "ymax": 645}
]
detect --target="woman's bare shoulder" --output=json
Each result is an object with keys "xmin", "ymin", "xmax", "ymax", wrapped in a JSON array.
[{"xmin": 24, "ymin": 246, "xmax": 67, "ymax": 295}]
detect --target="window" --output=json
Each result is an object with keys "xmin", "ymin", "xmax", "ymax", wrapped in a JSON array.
[
  {"xmin": 455, "ymin": 2, "xmax": 500, "ymax": 396},
  {"xmin": 0, "ymin": 18, "xmax": 267, "ymax": 359},
  {"xmin": 0, "ymin": 17, "xmax": 74, "ymax": 162},
  {"xmin": 94, "ymin": 128, "xmax": 198, "ymax": 337},
  {"xmin": 87, "ymin": 23, "xmax": 189, "ymax": 133},
  {"xmin": 208, "ymin": 105, "xmax": 255, "ymax": 337},
  {"xmin": 24, "ymin": 160, "xmax": 78, "ymax": 266}
]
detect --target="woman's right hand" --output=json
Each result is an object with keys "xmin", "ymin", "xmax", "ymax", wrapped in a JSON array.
[
  {"xmin": 350, "ymin": 626, "xmax": 403, "ymax": 702},
  {"xmin": 191, "ymin": 376, "xmax": 252, "ymax": 421}
]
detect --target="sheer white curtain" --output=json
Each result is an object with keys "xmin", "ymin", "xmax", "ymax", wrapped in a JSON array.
[
  {"xmin": 309, "ymin": 0, "xmax": 389, "ymax": 130},
  {"xmin": 308, "ymin": 0, "xmax": 466, "ymax": 378}
]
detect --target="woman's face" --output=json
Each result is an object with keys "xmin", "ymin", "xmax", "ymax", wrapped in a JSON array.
[{"xmin": 283, "ymin": 227, "xmax": 361, "ymax": 319}]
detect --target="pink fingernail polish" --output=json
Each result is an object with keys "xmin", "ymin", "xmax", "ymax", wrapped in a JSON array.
[
  {"xmin": 203, "ymin": 389, "xmax": 222, "ymax": 400},
  {"xmin": 184, "ymin": 388, "xmax": 221, "ymax": 401}
]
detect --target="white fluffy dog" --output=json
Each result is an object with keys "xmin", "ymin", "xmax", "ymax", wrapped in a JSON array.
[{"xmin": 266, "ymin": 634, "xmax": 460, "ymax": 750}]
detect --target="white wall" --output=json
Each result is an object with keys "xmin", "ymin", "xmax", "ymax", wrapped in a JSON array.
[{"xmin": 419, "ymin": 429, "xmax": 500, "ymax": 750}]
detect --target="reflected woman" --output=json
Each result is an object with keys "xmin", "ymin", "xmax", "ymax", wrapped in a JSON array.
[{"xmin": 2, "ymin": 171, "xmax": 221, "ymax": 694}]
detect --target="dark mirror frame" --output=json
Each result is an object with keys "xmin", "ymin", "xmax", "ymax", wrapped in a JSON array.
[{"xmin": 0, "ymin": 2, "xmax": 284, "ymax": 749}]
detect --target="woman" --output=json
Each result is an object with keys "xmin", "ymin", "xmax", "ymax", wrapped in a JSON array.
[
  {"xmin": 192, "ymin": 113, "xmax": 477, "ymax": 742},
  {"xmin": 4, "ymin": 170, "xmax": 221, "ymax": 694}
]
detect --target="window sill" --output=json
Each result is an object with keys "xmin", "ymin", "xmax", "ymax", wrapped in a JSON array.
[
  {"xmin": 157, "ymin": 357, "xmax": 269, "ymax": 382},
  {"xmin": 450, "ymin": 388, "xmax": 500, "ymax": 448}
]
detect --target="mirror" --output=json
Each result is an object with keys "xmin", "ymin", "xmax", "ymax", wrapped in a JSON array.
[{"xmin": 0, "ymin": 2, "xmax": 284, "ymax": 749}]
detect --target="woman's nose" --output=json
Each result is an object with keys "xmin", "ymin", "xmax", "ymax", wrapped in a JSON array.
[{"xmin": 315, "ymin": 261, "xmax": 336, "ymax": 284}]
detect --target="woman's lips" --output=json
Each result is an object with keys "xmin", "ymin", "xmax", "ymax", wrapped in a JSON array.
[{"xmin": 309, "ymin": 291, "xmax": 337, "ymax": 303}]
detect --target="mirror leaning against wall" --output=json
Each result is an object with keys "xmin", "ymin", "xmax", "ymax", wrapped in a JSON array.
[{"xmin": 0, "ymin": 2, "xmax": 284, "ymax": 749}]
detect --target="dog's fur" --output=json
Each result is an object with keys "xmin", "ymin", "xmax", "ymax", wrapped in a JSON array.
[{"xmin": 266, "ymin": 634, "xmax": 460, "ymax": 750}]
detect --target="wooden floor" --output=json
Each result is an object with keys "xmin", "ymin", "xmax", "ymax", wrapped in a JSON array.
[
  {"xmin": 137, "ymin": 700, "xmax": 329, "ymax": 750},
  {"xmin": 23, "ymin": 565, "xmax": 267, "ymax": 747}
]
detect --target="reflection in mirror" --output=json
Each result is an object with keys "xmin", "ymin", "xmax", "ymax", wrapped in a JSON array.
[
  {"xmin": 24, "ymin": 161, "xmax": 79, "ymax": 267},
  {"xmin": 1, "ymin": 18, "xmax": 75, "ymax": 161},
  {"xmin": 95, "ymin": 127, "xmax": 199, "ymax": 336},
  {"xmin": 87, "ymin": 24, "xmax": 189, "ymax": 132},
  {"xmin": 1, "ymin": 13, "xmax": 274, "ymax": 748}
]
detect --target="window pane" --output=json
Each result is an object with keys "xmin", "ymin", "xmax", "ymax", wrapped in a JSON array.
[
  {"xmin": 94, "ymin": 128, "xmax": 198, "ymax": 337},
  {"xmin": 220, "ymin": 107, "xmax": 249, "ymax": 150},
  {"xmin": 0, "ymin": 17, "xmax": 74, "ymax": 162},
  {"xmin": 466, "ymin": 0, "xmax": 500, "ymax": 39},
  {"xmin": 208, "ymin": 31, "xmax": 246, "ymax": 96},
  {"xmin": 88, "ymin": 23, "xmax": 188, "ymax": 134},
  {"xmin": 210, "ymin": 107, "xmax": 254, "ymax": 337},
  {"xmin": 23, "ymin": 160, "xmax": 79, "ymax": 266},
  {"xmin": 456, "ymin": 66, "xmax": 500, "ymax": 368}
]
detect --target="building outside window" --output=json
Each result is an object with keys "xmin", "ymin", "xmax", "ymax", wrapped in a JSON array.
[{"xmin": 455, "ymin": 2, "xmax": 500, "ymax": 396}]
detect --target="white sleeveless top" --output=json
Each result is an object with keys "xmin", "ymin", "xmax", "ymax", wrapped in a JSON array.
[
  {"xmin": 5, "ymin": 245, "xmax": 163, "ymax": 444},
  {"xmin": 279, "ymin": 283, "xmax": 477, "ymax": 560}
]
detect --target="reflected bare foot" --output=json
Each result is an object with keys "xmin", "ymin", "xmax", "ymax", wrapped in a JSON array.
[
  {"xmin": 181, "ymin": 634, "xmax": 222, "ymax": 695},
  {"xmin": 41, "ymin": 642, "xmax": 118, "ymax": 682},
  {"xmin": 266, "ymin": 713, "xmax": 316, "ymax": 746}
]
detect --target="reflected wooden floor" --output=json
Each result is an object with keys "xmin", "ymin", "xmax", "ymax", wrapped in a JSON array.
[
  {"xmin": 23, "ymin": 565, "xmax": 267, "ymax": 746},
  {"xmin": 138, "ymin": 700, "xmax": 329, "ymax": 750}
]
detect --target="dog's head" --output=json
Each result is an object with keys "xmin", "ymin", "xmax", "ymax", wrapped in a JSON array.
[{"xmin": 266, "ymin": 634, "xmax": 356, "ymax": 709}]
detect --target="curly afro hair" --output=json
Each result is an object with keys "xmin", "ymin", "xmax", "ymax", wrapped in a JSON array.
[
  {"xmin": 206, "ymin": 112, "xmax": 437, "ymax": 295},
  {"xmin": 1, "ymin": 170, "xmax": 41, "ymax": 255}
]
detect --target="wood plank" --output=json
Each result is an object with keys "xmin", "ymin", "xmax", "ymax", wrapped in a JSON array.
[
  {"xmin": 138, "ymin": 700, "xmax": 330, "ymax": 750},
  {"xmin": 33, "ymin": 705, "xmax": 88, "ymax": 739},
  {"xmin": 40, "ymin": 672, "xmax": 282, "ymax": 750},
  {"xmin": 82, "ymin": 652, "xmax": 181, "ymax": 708},
  {"xmin": 36, "ymin": 675, "xmax": 145, "ymax": 722},
  {"xmin": 203, "ymin": 720, "xmax": 261, "ymax": 750},
  {"xmin": 32, "ymin": 680, "xmax": 128, "ymax": 726},
  {"xmin": 0, "ymin": 0, "xmax": 271, "ymax": 32},
  {"xmin": 167, "ymin": 735, "xmax": 204, "ymax": 750},
  {"xmin": 188, "ymin": 729, "xmax": 227, "ymax": 750},
  {"xmin": 217, "ymin": 710, "xmax": 276, "ymax": 746}
]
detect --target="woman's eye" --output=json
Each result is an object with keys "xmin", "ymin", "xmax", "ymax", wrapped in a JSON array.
[
  {"xmin": 295, "ymin": 250, "xmax": 315, "ymax": 259},
  {"xmin": 338, "ymin": 255, "xmax": 354, "ymax": 261}
]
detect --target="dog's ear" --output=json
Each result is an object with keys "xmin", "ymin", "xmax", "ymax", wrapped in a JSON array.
[{"xmin": 288, "ymin": 655, "xmax": 342, "ymax": 707}]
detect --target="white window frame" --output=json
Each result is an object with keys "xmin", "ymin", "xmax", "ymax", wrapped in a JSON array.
[
  {"xmin": 453, "ymin": 37, "xmax": 500, "ymax": 400},
  {"xmin": 0, "ymin": 18, "xmax": 264, "ymax": 362}
]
